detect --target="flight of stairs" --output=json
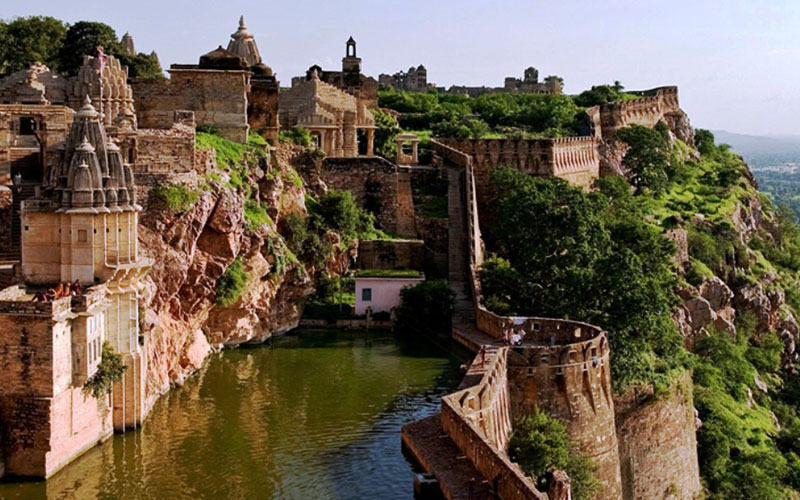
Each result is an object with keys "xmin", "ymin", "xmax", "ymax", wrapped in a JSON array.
[
  {"xmin": 0, "ymin": 183, "xmax": 36, "ymax": 263},
  {"xmin": 395, "ymin": 169, "xmax": 418, "ymax": 237},
  {"xmin": 447, "ymin": 166, "xmax": 475, "ymax": 325}
]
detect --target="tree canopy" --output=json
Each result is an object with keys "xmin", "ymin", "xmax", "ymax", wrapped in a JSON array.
[
  {"xmin": 480, "ymin": 168, "xmax": 686, "ymax": 391},
  {"xmin": 0, "ymin": 16, "xmax": 163, "ymax": 79}
]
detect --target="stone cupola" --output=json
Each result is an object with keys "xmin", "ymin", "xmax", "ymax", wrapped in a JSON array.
[
  {"xmin": 227, "ymin": 15, "xmax": 262, "ymax": 67},
  {"xmin": 44, "ymin": 96, "xmax": 135, "ymax": 210}
]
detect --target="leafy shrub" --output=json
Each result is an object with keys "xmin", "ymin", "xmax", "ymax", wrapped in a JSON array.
[
  {"xmin": 372, "ymin": 108, "xmax": 400, "ymax": 158},
  {"xmin": 573, "ymin": 83, "xmax": 637, "ymax": 107},
  {"xmin": 83, "ymin": 342, "xmax": 127, "ymax": 398},
  {"xmin": 395, "ymin": 280, "xmax": 455, "ymax": 333},
  {"xmin": 215, "ymin": 258, "xmax": 250, "ymax": 306},
  {"xmin": 509, "ymin": 411, "xmax": 600, "ymax": 500},
  {"xmin": 244, "ymin": 199, "xmax": 272, "ymax": 231},
  {"xmin": 152, "ymin": 183, "xmax": 199, "ymax": 212},
  {"xmin": 617, "ymin": 124, "xmax": 671, "ymax": 194},
  {"xmin": 279, "ymin": 127, "xmax": 312, "ymax": 147}
]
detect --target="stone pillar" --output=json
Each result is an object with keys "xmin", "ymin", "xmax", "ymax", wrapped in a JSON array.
[
  {"xmin": 411, "ymin": 140, "xmax": 419, "ymax": 164},
  {"xmin": 366, "ymin": 128, "xmax": 375, "ymax": 157},
  {"xmin": 342, "ymin": 111, "xmax": 357, "ymax": 158}
]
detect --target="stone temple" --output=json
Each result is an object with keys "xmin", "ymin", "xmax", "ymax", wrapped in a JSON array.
[{"xmin": 0, "ymin": 95, "xmax": 150, "ymax": 477}]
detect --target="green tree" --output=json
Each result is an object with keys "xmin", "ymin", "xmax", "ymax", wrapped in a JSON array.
[
  {"xmin": 114, "ymin": 51, "xmax": 163, "ymax": 79},
  {"xmin": 0, "ymin": 16, "xmax": 67, "ymax": 75},
  {"xmin": 395, "ymin": 280, "xmax": 455, "ymax": 333},
  {"xmin": 372, "ymin": 108, "xmax": 400, "ymax": 158},
  {"xmin": 617, "ymin": 124, "xmax": 671, "ymax": 194},
  {"xmin": 57, "ymin": 21, "xmax": 121, "ymax": 76},
  {"xmin": 509, "ymin": 411, "xmax": 600, "ymax": 500},
  {"xmin": 482, "ymin": 168, "xmax": 685, "ymax": 390}
]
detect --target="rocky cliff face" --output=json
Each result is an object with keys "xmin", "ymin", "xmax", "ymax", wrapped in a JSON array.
[
  {"xmin": 136, "ymin": 143, "xmax": 336, "ymax": 408},
  {"xmin": 669, "ymin": 174, "xmax": 800, "ymax": 373}
]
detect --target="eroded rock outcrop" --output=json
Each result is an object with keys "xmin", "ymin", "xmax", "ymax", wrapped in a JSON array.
[{"xmin": 137, "ymin": 144, "xmax": 340, "ymax": 407}]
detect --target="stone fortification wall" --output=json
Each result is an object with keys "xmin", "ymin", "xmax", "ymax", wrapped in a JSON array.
[
  {"xmin": 592, "ymin": 87, "xmax": 693, "ymax": 144},
  {"xmin": 437, "ymin": 137, "xmax": 598, "ymax": 227},
  {"xmin": 440, "ymin": 346, "xmax": 547, "ymax": 500},
  {"xmin": 131, "ymin": 69, "xmax": 250, "ymax": 143},
  {"xmin": 321, "ymin": 157, "xmax": 400, "ymax": 234},
  {"xmin": 356, "ymin": 239, "xmax": 424, "ymax": 270},
  {"xmin": 432, "ymin": 138, "xmax": 623, "ymax": 499},
  {"xmin": 615, "ymin": 372, "xmax": 701, "ymax": 500},
  {"xmin": 136, "ymin": 122, "xmax": 196, "ymax": 175}
]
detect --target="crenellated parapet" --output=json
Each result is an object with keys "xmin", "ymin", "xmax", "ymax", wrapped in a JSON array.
[
  {"xmin": 597, "ymin": 86, "xmax": 683, "ymax": 138},
  {"xmin": 436, "ymin": 137, "xmax": 599, "ymax": 218},
  {"xmin": 425, "ymin": 138, "xmax": 623, "ymax": 499},
  {"xmin": 441, "ymin": 345, "xmax": 548, "ymax": 500}
]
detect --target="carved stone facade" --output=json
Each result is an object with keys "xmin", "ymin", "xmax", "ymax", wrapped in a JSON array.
[
  {"xmin": 0, "ymin": 97, "xmax": 152, "ymax": 478},
  {"xmin": 280, "ymin": 72, "xmax": 376, "ymax": 158}
]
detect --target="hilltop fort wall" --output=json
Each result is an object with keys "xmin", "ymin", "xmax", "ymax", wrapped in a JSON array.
[
  {"xmin": 320, "ymin": 157, "xmax": 416, "ymax": 236},
  {"xmin": 406, "ymin": 140, "xmax": 701, "ymax": 500},
  {"xmin": 440, "ymin": 346, "xmax": 548, "ymax": 500},
  {"xmin": 615, "ymin": 372, "xmax": 701, "ymax": 500}
]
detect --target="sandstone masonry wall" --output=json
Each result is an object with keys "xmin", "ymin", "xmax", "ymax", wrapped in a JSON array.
[
  {"xmin": 321, "ymin": 157, "xmax": 400, "ymax": 233},
  {"xmin": 440, "ymin": 346, "xmax": 547, "ymax": 500},
  {"xmin": 0, "ymin": 187, "xmax": 12, "ymax": 257},
  {"xmin": 599, "ymin": 87, "xmax": 681, "ymax": 138},
  {"xmin": 615, "ymin": 372, "xmax": 701, "ymax": 500},
  {"xmin": 131, "ymin": 70, "xmax": 250, "ymax": 143}
]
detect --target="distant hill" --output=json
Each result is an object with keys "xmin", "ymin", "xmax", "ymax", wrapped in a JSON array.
[{"xmin": 710, "ymin": 130, "xmax": 800, "ymax": 167}]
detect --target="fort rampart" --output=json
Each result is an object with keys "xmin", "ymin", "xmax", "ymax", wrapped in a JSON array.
[
  {"xmin": 437, "ymin": 137, "xmax": 599, "ymax": 193},
  {"xmin": 584, "ymin": 86, "xmax": 684, "ymax": 141},
  {"xmin": 441, "ymin": 346, "xmax": 547, "ymax": 500}
]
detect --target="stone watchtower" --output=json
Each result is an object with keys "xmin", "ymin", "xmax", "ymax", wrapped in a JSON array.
[
  {"xmin": 505, "ymin": 319, "xmax": 623, "ymax": 499},
  {"xmin": 342, "ymin": 36, "xmax": 362, "ymax": 95}
]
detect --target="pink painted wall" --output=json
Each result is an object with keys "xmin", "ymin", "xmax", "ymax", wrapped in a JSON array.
[{"xmin": 354, "ymin": 277, "xmax": 423, "ymax": 315}]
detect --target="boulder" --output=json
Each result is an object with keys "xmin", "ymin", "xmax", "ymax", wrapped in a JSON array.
[
  {"xmin": 686, "ymin": 297, "xmax": 716, "ymax": 332},
  {"xmin": 700, "ymin": 277, "xmax": 734, "ymax": 311}
]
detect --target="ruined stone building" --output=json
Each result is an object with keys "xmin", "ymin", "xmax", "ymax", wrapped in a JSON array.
[
  {"xmin": 0, "ymin": 96, "xmax": 151, "ymax": 478},
  {"xmin": 291, "ymin": 37, "xmax": 379, "ymax": 109},
  {"xmin": 132, "ymin": 17, "xmax": 279, "ymax": 143},
  {"xmin": 280, "ymin": 70, "xmax": 376, "ymax": 158},
  {"xmin": 447, "ymin": 66, "xmax": 561, "ymax": 97},
  {"xmin": 378, "ymin": 65, "xmax": 430, "ymax": 92}
]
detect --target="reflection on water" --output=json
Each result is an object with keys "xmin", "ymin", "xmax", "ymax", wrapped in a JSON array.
[{"xmin": 0, "ymin": 330, "xmax": 465, "ymax": 500}]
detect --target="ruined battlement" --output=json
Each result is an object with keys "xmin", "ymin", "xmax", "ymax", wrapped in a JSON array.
[{"xmin": 596, "ymin": 86, "xmax": 683, "ymax": 138}]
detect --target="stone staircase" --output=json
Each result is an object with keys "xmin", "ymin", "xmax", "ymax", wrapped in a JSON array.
[
  {"xmin": 9, "ymin": 148, "xmax": 41, "ymax": 181},
  {"xmin": 395, "ymin": 169, "xmax": 417, "ymax": 237},
  {"xmin": 0, "ymin": 183, "xmax": 36, "ymax": 262},
  {"xmin": 447, "ymin": 166, "xmax": 475, "ymax": 325}
]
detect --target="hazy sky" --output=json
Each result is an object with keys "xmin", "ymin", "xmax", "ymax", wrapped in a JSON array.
[{"xmin": 6, "ymin": 0, "xmax": 800, "ymax": 135}]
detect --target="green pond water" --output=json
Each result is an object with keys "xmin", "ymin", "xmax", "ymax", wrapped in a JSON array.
[{"xmin": 0, "ymin": 329, "xmax": 466, "ymax": 500}]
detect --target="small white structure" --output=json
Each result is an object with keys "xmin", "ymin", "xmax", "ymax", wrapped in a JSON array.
[{"xmin": 354, "ymin": 272, "xmax": 424, "ymax": 316}]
